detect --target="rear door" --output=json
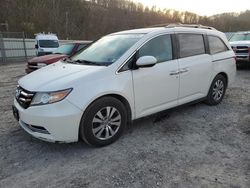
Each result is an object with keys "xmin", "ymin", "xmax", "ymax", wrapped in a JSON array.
[{"xmin": 177, "ymin": 33, "xmax": 213, "ymax": 105}]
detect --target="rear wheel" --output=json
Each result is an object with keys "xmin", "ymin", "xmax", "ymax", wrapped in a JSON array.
[
  {"xmin": 80, "ymin": 97, "xmax": 127, "ymax": 147},
  {"xmin": 205, "ymin": 74, "xmax": 227, "ymax": 105}
]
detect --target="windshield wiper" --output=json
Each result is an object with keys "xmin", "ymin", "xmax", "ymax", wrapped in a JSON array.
[
  {"xmin": 62, "ymin": 57, "xmax": 75, "ymax": 64},
  {"xmin": 72, "ymin": 59, "xmax": 110, "ymax": 66},
  {"xmin": 63, "ymin": 58, "xmax": 110, "ymax": 66}
]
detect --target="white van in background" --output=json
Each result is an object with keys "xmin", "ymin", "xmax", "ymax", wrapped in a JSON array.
[{"xmin": 35, "ymin": 33, "xmax": 59, "ymax": 56}]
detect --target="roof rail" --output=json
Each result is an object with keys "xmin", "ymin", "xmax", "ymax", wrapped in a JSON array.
[{"xmin": 165, "ymin": 23, "xmax": 216, "ymax": 30}]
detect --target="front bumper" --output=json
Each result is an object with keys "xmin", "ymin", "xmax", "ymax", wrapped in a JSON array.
[{"xmin": 13, "ymin": 98, "xmax": 83, "ymax": 143}]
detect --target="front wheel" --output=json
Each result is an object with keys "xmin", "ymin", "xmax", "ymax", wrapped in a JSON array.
[
  {"xmin": 205, "ymin": 74, "xmax": 227, "ymax": 105},
  {"xmin": 79, "ymin": 97, "xmax": 127, "ymax": 147}
]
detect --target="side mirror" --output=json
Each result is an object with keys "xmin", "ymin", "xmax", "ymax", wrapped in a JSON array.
[
  {"xmin": 35, "ymin": 44, "xmax": 38, "ymax": 49},
  {"xmin": 136, "ymin": 56, "xmax": 157, "ymax": 68}
]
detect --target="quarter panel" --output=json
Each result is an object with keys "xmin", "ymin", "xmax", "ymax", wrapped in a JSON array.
[{"xmin": 211, "ymin": 50, "xmax": 236, "ymax": 86}]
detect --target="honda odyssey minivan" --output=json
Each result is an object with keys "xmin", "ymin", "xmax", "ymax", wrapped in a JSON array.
[{"xmin": 13, "ymin": 24, "xmax": 236, "ymax": 146}]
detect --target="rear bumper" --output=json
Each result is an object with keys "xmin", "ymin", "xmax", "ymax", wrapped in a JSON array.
[{"xmin": 13, "ymin": 98, "xmax": 83, "ymax": 143}]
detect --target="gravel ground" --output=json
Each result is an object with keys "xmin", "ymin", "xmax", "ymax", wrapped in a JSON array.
[{"xmin": 0, "ymin": 62, "xmax": 249, "ymax": 188}]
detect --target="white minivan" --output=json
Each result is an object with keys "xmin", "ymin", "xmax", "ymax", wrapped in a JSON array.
[{"xmin": 13, "ymin": 25, "xmax": 236, "ymax": 146}]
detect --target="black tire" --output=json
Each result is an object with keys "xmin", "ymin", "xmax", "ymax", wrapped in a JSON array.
[
  {"xmin": 79, "ymin": 96, "xmax": 127, "ymax": 147},
  {"xmin": 205, "ymin": 74, "xmax": 227, "ymax": 106}
]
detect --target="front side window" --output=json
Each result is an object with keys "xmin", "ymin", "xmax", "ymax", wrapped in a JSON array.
[
  {"xmin": 72, "ymin": 34, "xmax": 144, "ymax": 66},
  {"xmin": 138, "ymin": 34, "xmax": 173, "ymax": 63},
  {"xmin": 178, "ymin": 34, "xmax": 205, "ymax": 58},
  {"xmin": 53, "ymin": 44, "xmax": 75, "ymax": 55},
  {"xmin": 38, "ymin": 40, "xmax": 59, "ymax": 48},
  {"xmin": 208, "ymin": 36, "xmax": 229, "ymax": 54}
]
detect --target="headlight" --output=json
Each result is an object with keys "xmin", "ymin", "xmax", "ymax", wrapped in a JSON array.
[
  {"xmin": 37, "ymin": 63, "xmax": 47, "ymax": 68},
  {"xmin": 30, "ymin": 88, "xmax": 72, "ymax": 106}
]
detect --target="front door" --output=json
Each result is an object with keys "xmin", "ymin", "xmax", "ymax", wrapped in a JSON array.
[{"xmin": 132, "ymin": 34, "xmax": 180, "ymax": 118}]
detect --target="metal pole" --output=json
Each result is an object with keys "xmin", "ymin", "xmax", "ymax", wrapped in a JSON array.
[
  {"xmin": 22, "ymin": 32, "xmax": 28, "ymax": 62},
  {"xmin": 0, "ymin": 33, "xmax": 6, "ymax": 63},
  {"xmin": 65, "ymin": 11, "xmax": 69, "ymax": 40}
]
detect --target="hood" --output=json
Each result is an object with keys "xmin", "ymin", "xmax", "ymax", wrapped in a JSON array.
[
  {"xmin": 19, "ymin": 61, "xmax": 105, "ymax": 91},
  {"xmin": 29, "ymin": 54, "xmax": 68, "ymax": 64},
  {"xmin": 229, "ymin": 41, "xmax": 250, "ymax": 46}
]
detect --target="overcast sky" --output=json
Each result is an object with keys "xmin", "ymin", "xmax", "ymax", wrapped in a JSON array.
[{"xmin": 132, "ymin": 0, "xmax": 249, "ymax": 16}]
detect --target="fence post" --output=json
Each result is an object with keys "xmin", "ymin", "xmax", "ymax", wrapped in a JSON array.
[
  {"xmin": 0, "ymin": 33, "xmax": 6, "ymax": 63},
  {"xmin": 22, "ymin": 32, "xmax": 27, "ymax": 62}
]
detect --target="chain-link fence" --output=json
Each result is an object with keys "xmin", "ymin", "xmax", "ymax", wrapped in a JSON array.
[
  {"xmin": 0, "ymin": 32, "xmax": 84, "ymax": 64},
  {"xmin": 0, "ymin": 32, "xmax": 36, "ymax": 63},
  {"xmin": 224, "ymin": 32, "xmax": 235, "ymax": 40}
]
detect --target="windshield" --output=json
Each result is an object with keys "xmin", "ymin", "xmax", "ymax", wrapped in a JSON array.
[
  {"xmin": 39, "ymin": 40, "xmax": 59, "ymax": 48},
  {"xmin": 71, "ymin": 34, "xmax": 144, "ymax": 65},
  {"xmin": 230, "ymin": 33, "xmax": 250, "ymax": 42},
  {"xmin": 53, "ymin": 44, "xmax": 75, "ymax": 55}
]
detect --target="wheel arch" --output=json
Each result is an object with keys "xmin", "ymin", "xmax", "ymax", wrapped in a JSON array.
[{"xmin": 80, "ymin": 93, "xmax": 133, "ymax": 126}]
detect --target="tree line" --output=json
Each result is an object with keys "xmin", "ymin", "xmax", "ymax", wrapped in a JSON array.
[{"xmin": 0, "ymin": 0, "xmax": 249, "ymax": 40}]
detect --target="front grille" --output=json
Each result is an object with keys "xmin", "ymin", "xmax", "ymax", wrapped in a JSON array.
[
  {"xmin": 236, "ymin": 46, "xmax": 248, "ymax": 49},
  {"xmin": 27, "ymin": 62, "xmax": 47, "ymax": 71},
  {"xmin": 236, "ymin": 49, "xmax": 248, "ymax": 54},
  {"xmin": 15, "ymin": 86, "xmax": 35, "ymax": 109},
  {"xmin": 233, "ymin": 46, "xmax": 249, "ymax": 54}
]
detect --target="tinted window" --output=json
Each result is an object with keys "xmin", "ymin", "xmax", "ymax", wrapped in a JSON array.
[
  {"xmin": 178, "ymin": 34, "xmax": 205, "ymax": 58},
  {"xmin": 138, "ymin": 35, "xmax": 172, "ymax": 63},
  {"xmin": 208, "ymin": 36, "xmax": 228, "ymax": 54}
]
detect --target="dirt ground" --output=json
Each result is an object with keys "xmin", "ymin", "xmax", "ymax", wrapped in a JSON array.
[{"xmin": 0, "ymin": 62, "xmax": 249, "ymax": 188}]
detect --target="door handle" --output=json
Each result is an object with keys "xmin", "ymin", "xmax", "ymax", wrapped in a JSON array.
[
  {"xmin": 169, "ymin": 70, "xmax": 179, "ymax": 76},
  {"xmin": 179, "ymin": 68, "xmax": 189, "ymax": 74}
]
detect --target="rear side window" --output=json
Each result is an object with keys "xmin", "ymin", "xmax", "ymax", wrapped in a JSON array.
[
  {"xmin": 208, "ymin": 36, "xmax": 229, "ymax": 54},
  {"xmin": 178, "ymin": 34, "xmax": 205, "ymax": 58},
  {"xmin": 138, "ymin": 34, "xmax": 173, "ymax": 63}
]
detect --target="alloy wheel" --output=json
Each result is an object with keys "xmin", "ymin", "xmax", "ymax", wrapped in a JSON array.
[
  {"xmin": 92, "ymin": 106, "xmax": 121, "ymax": 140},
  {"xmin": 212, "ymin": 80, "xmax": 224, "ymax": 101}
]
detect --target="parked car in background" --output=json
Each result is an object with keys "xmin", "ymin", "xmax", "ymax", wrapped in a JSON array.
[
  {"xmin": 35, "ymin": 33, "xmax": 59, "ymax": 56},
  {"xmin": 229, "ymin": 31, "xmax": 250, "ymax": 65},
  {"xmin": 13, "ymin": 24, "xmax": 236, "ymax": 146},
  {"xmin": 26, "ymin": 41, "xmax": 91, "ymax": 73}
]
